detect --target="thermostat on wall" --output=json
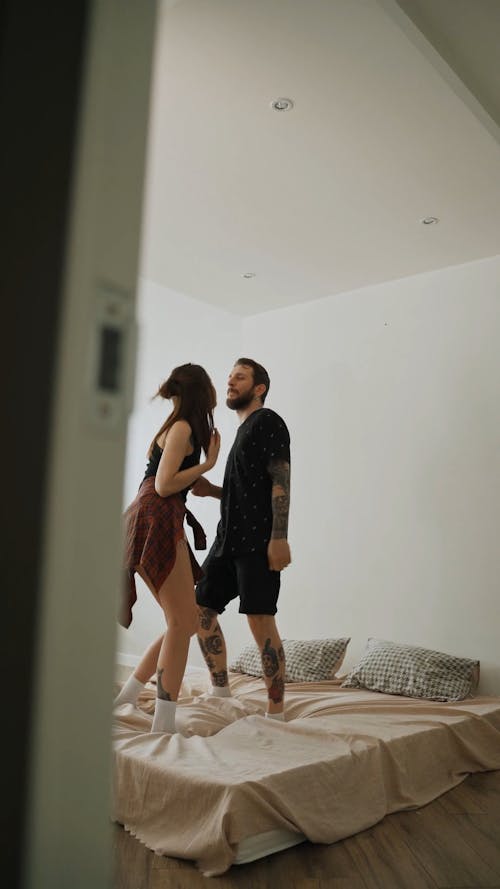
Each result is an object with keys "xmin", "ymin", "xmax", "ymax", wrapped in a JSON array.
[{"xmin": 86, "ymin": 282, "xmax": 137, "ymax": 432}]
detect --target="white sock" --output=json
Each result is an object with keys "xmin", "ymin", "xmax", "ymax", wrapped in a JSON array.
[
  {"xmin": 151, "ymin": 698, "xmax": 177, "ymax": 733},
  {"xmin": 211, "ymin": 686, "xmax": 232, "ymax": 698},
  {"xmin": 114, "ymin": 674, "xmax": 145, "ymax": 706},
  {"xmin": 265, "ymin": 711, "xmax": 285, "ymax": 722}
]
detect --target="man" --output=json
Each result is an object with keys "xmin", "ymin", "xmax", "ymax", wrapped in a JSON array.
[{"xmin": 192, "ymin": 358, "xmax": 291, "ymax": 720}]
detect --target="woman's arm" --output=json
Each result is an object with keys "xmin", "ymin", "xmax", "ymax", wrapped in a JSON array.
[{"xmin": 155, "ymin": 421, "xmax": 220, "ymax": 497}]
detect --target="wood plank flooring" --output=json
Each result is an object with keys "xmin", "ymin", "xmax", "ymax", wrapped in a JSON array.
[{"xmin": 113, "ymin": 769, "xmax": 500, "ymax": 889}]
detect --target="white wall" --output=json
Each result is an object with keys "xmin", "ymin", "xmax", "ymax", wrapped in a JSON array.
[
  {"xmin": 242, "ymin": 254, "xmax": 500, "ymax": 694},
  {"xmin": 119, "ymin": 255, "xmax": 500, "ymax": 695}
]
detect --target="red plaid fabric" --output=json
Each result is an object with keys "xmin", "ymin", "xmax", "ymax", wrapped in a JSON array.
[{"xmin": 120, "ymin": 477, "xmax": 204, "ymax": 628}]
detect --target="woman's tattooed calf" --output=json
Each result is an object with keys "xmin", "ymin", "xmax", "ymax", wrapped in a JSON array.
[{"xmin": 156, "ymin": 668, "xmax": 172, "ymax": 701}]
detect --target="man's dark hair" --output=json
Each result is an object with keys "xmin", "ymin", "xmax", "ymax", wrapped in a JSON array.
[{"xmin": 235, "ymin": 357, "xmax": 270, "ymax": 404}]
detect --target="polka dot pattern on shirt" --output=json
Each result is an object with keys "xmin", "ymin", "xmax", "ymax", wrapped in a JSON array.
[{"xmin": 213, "ymin": 408, "xmax": 290, "ymax": 557}]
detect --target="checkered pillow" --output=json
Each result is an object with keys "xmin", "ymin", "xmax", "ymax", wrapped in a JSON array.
[
  {"xmin": 341, "ymin": 638, "xmax": 480, "ymax": 702},
  {"xmin": 229, "ymin": 637, "xmax": 350, "ymax": 683}
]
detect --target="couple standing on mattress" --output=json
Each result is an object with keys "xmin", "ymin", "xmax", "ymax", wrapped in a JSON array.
[{"xmin": 115, "ymin": 358, "xmax": 292, "ymax": 734}]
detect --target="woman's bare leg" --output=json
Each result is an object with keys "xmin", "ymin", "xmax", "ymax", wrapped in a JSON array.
[
  {"xmin": 114, "ymin": 566, "xmax": 165, "ymax": 707},
  {"xmin": 155, "ymin": 539, "xmax": 198, "ymax": 702},
  {"xmin": 116, "ymin": 546, "xmax": 197, "ymax": 728},
  {"xmin": 132, "ymin": 635, "xmax": 164, "ymax": 684}
]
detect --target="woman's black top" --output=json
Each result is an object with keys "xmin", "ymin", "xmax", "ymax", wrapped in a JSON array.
[{"xmin": 142, "ymin": 439, "xmax": 201, "ymax": 500}]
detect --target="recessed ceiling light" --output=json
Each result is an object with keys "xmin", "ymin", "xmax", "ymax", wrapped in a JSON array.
[
  {"xmin": 270, "ymin": 97, "xmax": 294, "ymax": 112},
  {"xmin": 242, "ymin": 272, "xmax": 255, "ymax": 279},
  {"xmin": 420, "ymin": 216, "xmax": 439, "ymax": 225}
]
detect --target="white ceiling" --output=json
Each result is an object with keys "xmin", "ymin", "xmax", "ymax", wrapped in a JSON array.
[{"xmin": 139, "ymin": 0, "xmax": 500, "ymax": 316}]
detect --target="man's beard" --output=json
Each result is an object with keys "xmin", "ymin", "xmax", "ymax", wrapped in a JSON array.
[{"xmin": 226, "ymin": 390, "xmax": 255, "ymax": 411}]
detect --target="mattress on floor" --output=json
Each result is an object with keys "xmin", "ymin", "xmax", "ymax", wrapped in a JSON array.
[{"xmin": 112, "ymin": 668, "xmax": 500, "ymax": 877}]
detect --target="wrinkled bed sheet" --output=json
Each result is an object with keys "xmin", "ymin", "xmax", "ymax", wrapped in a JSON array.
[{"xmin": 112, "ymin": 669, "xmax": 500, "ymax": 876}]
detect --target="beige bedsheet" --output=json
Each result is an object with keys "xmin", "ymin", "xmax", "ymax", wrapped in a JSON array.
[{"xmin": 112, "ymin": 669, "xmax": 500, "ymax": 876}]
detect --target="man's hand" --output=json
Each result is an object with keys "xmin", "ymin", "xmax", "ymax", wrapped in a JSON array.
[
  {"xmin": 191, "ymin": 477, "xmax": 212, "ymax": 497},
  {"xmin": 267, "ymin": 539, "xmax": 291, "ymax": 572}
]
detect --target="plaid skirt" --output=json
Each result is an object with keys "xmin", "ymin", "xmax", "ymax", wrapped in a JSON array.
[{"xmin": 120, "ymin": 477, "xmax": 206, "ymax": 628}]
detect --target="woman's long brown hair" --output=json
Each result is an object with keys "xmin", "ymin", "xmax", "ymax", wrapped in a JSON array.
[{"xmin": 148, "ymin": 363, "xmax": 216, "ymax": 457}]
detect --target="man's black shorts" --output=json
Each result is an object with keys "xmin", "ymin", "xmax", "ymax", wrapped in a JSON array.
[{"xmin": 195, "ymin": 543, "xmax": 280, "ymax": 615}]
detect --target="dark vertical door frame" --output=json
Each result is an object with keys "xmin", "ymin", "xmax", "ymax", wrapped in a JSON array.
[{"xmin": 0, "ymin": 2, "xmax": 89, "ymax": 885}]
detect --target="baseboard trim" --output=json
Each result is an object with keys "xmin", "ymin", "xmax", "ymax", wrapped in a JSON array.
[{"xmin": 115, "ymin": 651, "xmax": 140, "ymax": 668}]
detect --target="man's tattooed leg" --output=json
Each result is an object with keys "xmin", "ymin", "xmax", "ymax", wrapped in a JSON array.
[
  {"xmin": 199, "ymin": 606, "xmax": 215, "ymax": 631},
  {"xmin": 212, "ymin": 669, "xmax": 229, "ymax": 687},
  {"xmin": 268, "ymin": 675, "xmax": 285, "ymax": 704},
  {"xmin": 204, "ymin": 634, "xmax": 223, "ymax": 656},
  {"xmin": 197, "ymin": 637, "xmax": 215, "ymax": 671},
  {"xmin": 197, "ymin": 606, "xmax": 230, "ymax": 689},
  {"xmin": 262, "ymin": 637, "xmax": 280, "ymax": 676},
  {"xmin": 258, "ymin": 635, "xmax": 286, "ymax": 712}
]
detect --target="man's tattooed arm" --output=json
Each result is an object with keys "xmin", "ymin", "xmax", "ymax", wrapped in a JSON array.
[{"xmin": 267, "ymin": 458, "xmax": 290, "ymax": 539}]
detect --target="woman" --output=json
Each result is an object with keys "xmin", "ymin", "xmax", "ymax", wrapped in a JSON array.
[{"xmin": 115, "ymin": 363, "xmax": 220, "ymax": 734}]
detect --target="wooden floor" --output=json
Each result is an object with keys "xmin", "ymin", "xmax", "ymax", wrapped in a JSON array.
[{"xmin": 113, "ymin": 769, "xmax": 500, "ymax": 889}]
